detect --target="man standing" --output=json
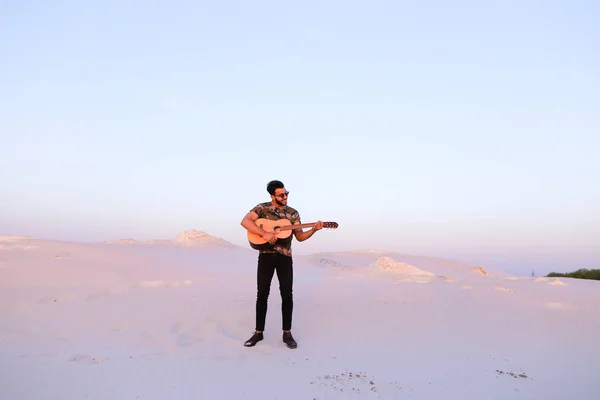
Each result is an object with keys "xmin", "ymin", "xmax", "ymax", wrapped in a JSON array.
[{"xmin": 240, "ymin": 180, "xmax": 323, "ymax": 349}]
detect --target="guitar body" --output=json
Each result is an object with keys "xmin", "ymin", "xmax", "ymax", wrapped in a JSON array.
[
  {"xmin": 247, "ymin": 218, "xmax": 339, "ymax": 251},
  {"xmin": 248, "ymin": 218, "xmax": 296, "ymax": 250}
]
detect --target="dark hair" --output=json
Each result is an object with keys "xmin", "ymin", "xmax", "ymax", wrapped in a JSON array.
[{"xmin": 266, "ymin": 180, "xmax": 284, "ymax": 195}]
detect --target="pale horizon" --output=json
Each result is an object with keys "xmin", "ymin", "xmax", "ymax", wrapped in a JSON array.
[{"xmin": 1, "ymin": 226, "xmax": 595, "ymax": 278}]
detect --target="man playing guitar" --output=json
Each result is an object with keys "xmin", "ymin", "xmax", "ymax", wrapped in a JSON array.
[{"xmin": 240, "ymin": 180, "xmax": 324, "ymax": 349}]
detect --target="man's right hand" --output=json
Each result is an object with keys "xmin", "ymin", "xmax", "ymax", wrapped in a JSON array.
[{"xmin": 263, "ymin": 232, "xmax": 277, "ymax": 245}]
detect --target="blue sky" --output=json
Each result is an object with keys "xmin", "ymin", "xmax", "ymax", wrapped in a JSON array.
[{"xmin": 1, "ymin": 1, "xmax": 599, "ymax": 275}]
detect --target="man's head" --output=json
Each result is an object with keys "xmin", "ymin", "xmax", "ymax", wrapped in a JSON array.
[{"xmin": 267, "ymin": 180, "xmax": 288, "ymax": 207}]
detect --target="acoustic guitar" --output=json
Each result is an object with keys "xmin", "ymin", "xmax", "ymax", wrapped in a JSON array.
[{"xmin": 247, "ymin": 218, "xmax": 339, "ymax": 250}]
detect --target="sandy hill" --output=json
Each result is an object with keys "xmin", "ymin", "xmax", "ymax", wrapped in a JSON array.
[
  {"xmin": 104, "ymin": 229, "xmax": 238, "ymax": 249},
  {"xmin": 298, "ymin": 250, "xmax": 503, "ymax": 282}
]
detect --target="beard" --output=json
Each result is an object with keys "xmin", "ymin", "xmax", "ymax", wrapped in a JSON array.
[{"xmin": 274, "ymin": 198, "xmax": 287, "ymax": 207}]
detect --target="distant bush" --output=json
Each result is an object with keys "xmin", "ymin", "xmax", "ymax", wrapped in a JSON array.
[{"xmin": 547, "ymin": 269, "xmax": 600, "ymax": 281}]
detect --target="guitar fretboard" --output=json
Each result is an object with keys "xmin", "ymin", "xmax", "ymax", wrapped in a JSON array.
[{"xmin": 278, "ymin": 223, "xmax": 317, "ymax": 231}]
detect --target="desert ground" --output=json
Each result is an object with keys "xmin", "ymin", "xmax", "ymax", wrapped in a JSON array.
[{"xmin": 1, "ymin": 231, "xmax": 599, "ymax": 399}]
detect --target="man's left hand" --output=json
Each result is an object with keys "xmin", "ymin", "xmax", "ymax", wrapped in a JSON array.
[{"xmin": 313, "ymin": 221, "xmax": 323, "ymax": 231}]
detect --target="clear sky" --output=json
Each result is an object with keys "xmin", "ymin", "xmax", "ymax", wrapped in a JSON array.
[{"xmin": 1, "ymin": 1, "xmax": 599, "ymax": 275}]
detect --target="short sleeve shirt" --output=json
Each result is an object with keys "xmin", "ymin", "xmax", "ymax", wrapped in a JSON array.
[{"xmin": 251, "ymin": 202, "xmax": 301, "ymax": 257}]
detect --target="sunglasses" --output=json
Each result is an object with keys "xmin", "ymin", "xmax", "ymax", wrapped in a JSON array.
[{"xmin": 274, "ymin": 191, "xmax": 289, "ymax": 199}]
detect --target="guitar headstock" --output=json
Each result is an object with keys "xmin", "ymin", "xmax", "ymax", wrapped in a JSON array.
[{"xmin": 323, "ymin": 221, "xmax": 339, "ymax": 229}]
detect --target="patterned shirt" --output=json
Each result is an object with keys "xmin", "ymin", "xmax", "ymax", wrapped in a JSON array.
[{"xmin": 251, "ymin": 202, "xmax": 301, "ymax": 257}]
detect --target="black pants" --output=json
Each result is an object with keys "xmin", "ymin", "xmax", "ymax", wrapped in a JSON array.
[{"xmin": 255, "ymin": 252, "xmax": 293, "ymax": 332}]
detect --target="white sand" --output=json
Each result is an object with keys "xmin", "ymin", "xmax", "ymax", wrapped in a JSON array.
[{"xmin": 1, "ymin": 232, "xmax": 599, "ymax": 399}]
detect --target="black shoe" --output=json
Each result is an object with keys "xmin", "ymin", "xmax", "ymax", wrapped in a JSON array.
[
  {"xmin": 244, "ymin": 332, "xmax": 263, "ymax": 347},
  {"xmin": 283, "ymin": 331, "xmax": 297, "ymax": 349}
]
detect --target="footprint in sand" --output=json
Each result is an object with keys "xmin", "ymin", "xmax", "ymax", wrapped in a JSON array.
[
  {"xmin": 133, "ymin": 277, "xmax": 216, "ymax": 289},
  {"xmin": 85, "ymin": 288, "xmax": 122, "ymax": 302},
  {"xmin": 171, "ymin": 318, "xmax": 218, "ymax": 347},
  {"xmin": 440, "ymin": 276, "xmax": 456, "ymax": 283},
  {"xmin": 69, "ymin": 354, "xmax": 105, "ymax": 364},
  {"xmin": 495, "ymin": 286, "xmax": 516, "ymax": 294},
  {"xmin": 170, "ymin": 312, "xmax": 270, "ymax": 360},
  {"xmin": 53, "ymin": 253, "xmax": 71, "ymax": 259},
  {"xmin": 38, "ymin": 292, "xmax": 78, "ymax": 304},
  {"xmin": 310, "ymin": 370, "xmax": 402, "ymax": 397},
  {"xmin": 205, "ymin": 309, "xmax": 250, "ymax": 340},
  {"xmin": 134, "ymin": 279, "xmax": 194, "ymax": 289}
]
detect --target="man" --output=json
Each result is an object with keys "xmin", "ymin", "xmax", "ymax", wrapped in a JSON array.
[{"xmin": 240, "ymin": 180, "xmax": 323, "ymax": 349}]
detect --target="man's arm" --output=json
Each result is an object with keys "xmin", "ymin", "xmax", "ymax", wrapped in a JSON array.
[
  {"xmin": 240, "ymin": 211, "xmax": 265, "ymax": 236},
  {"xmin": 293, "ymin": 221, "xmax": 323, "ymax": 242},
  {"xmin": 241, "ymin": 211, "xmax": 278, "ymax": 245}
]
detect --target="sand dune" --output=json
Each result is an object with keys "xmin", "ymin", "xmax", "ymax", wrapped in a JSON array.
[
  {"xmin": 104, "ymin": 229, "xmax": 237, "ymax": 248},
  {"xmin": 368, "ymin": 256, "xmax": 437, "ymax": 283},
  {"xmin": 1, "ymin": 233, "xmax": 599, "ymax": 400}
]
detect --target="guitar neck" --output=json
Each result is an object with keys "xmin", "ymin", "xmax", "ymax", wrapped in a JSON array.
[{"xmin": 279, "ymin": 223, "xmax": 318, "ymax": 231}]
